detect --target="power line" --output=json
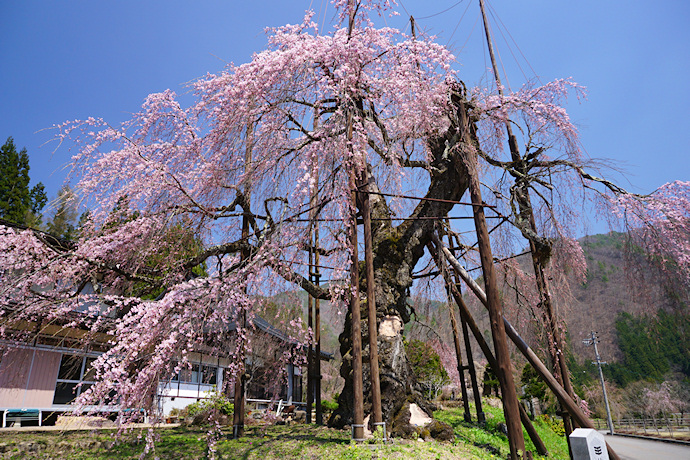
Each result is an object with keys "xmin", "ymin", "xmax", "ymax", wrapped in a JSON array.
[
  {"xmin": 416, "ymin": 0, "xmax": 467, "ymax": 20},
  {"xmin": 356, "ymin": 188, "xmax": 499, "ymax": 209},
  {"xmin": 291, "ymin": 215, "xmax": 502, "ymax": 223},
  {"xmin": 447, "ymin": 0, "xmax": 475, "ymax": 49},
  {"xmin": 484, "ymin": 0, "xmax": 539, "ymax": 84}
]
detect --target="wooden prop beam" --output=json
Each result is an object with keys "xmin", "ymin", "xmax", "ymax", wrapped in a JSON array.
[
  {"xmin": 435, "ymin": 235, "xmax": 621, "ymax": 460},
  {"xmin": 461, "ymin": 138, "xmax": 526, "ymax": 459},
  {"xmin": 359, "ymin": 171, "xmax": 384, "ymax": 433},
  {"xmin": 428, "ymin": 239, "xmax": 548, "ymax": 456},
  {"xmin": 446, "ymin": 228, "xmax": 486, "ymax": 424}
]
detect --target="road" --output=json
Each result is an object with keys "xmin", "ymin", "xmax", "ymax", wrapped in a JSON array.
[{"xmin": 604, "ymin": 434, "xmax": 690, "ymax": 460}]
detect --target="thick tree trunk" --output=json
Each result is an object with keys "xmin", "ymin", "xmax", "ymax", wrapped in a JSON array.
[{"xmin": 329, "ymin": 96, "xmax": 471, "ymax": 433}]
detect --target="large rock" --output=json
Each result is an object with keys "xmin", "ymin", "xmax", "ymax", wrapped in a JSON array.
[
  {"xmin": 426, "ymin": 419, "xmax": 455, "ymax": 442},
  {"xmin": 389, "ymin": 399, "xmax": 438, "ymax": 439},
  {"xmin": 390, "ymin": 401, "xmax": 416, "ymax": 439}
]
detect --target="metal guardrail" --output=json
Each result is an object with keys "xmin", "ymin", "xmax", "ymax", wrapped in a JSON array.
[{"xmin": 592, "ymin": 415, "xmax": 690, "ymax": 439}]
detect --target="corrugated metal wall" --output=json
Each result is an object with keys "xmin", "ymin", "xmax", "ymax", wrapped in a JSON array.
[{"xmin": 0, "ymin": 348, "xmax": 60, "ymax": 408}]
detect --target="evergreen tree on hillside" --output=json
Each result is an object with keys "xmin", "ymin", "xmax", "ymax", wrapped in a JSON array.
[
  {"xmin": 607, "ymin": 310, "xmax": 690, "ymax": 386},
  {"xmin": 0, "ymin": 137, "xmax": 47, "ymax": 226},
  {"xmin": 46, "ymin": 185, "xmax": 79, "ymax": 240}
]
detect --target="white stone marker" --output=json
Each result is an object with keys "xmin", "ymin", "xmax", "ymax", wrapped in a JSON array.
[{"xmin": 569, "ymin": 428, "xmax": 609, "ymax": 460}]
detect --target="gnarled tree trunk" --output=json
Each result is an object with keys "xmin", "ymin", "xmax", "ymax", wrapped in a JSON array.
[{"xmin": 329, "ymin": 94, "xmax": 473, "ymax": 434}]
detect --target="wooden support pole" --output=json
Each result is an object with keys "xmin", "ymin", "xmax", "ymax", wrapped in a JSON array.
[
  {"xmin": 348, "ymin": 162, "xmax": 365, "ymax": 441},
  {"xmin": 462, "ymin": 145, "xmax": 526, "ymax": 459},
  {"xmin": 310, "ymin": 108, "xmax": 323, "ymax": 426},
  {"xmin": 527, "ymin": 216, "xmax": 576, "ymax": 455},
  {"xmin": 428, "ymin": 237, "xmax": 547, "ymax": 456},
  {"xmin": 359, "ymin": 170, "xmax": 383, "ymax": 433},
  {"xmin": 478, "ymin": 0, "xmax": 576, "ymax": 451},
  {"xmin": 448, "ymin": 286, "xmax": 472, "ymax": 422},
  {"xmin": 459, "ymin": 305, "xmax": 485, "ymax": 423},
  {"xmin": 427, "ymin": 240, "xmax": 471, "ymax": 422},
  {"xmin": 313, "ymin": 210, "xmax": 323, "ymax": 425},
  {"xmin": 446, "ymin": 229, "xmax": 486, "ymax": 424},
  {"xmin": 307, "ymin": 247, "xmax": 314, "ymax": 424},
  {"xmin": 437, "ymin": 237, "xmax": 621, "ymax": 460},
  {"xmin": 233, "ymin": 322, "xmax": 246, "ymax": 438},
  {"xmin": 314, "ymin": 237, "xmax": 323, "ymax": 425},
  {"xmin": 345, "ymin": 98, "xmax": 364, "ymax": 442},
  {"xmin": 346, "ymin": 1, "xmax": 364, "ymax": 441}
]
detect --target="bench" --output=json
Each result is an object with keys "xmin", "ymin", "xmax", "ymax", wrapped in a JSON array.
[{"xmin": 2, "ymin": 409, "xmax": 41, "ymax": 427}]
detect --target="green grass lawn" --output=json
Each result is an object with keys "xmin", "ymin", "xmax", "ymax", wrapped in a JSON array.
[
  {"xmin": 0, "ymin": 403, "xmax": 569, "ymax": 459},
  {"xmin": 434, "ymin": 402, "xmax": 570, "ymax": 460}
]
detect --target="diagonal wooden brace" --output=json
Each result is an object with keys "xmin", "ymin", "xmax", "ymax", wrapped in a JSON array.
[
  {"xmin": 427, "ymin": 238, "xmax": 548, "ymax": 456},
  {"xmin": 432, "ymin": 233, "xmax": 620, "ymax": 460}
]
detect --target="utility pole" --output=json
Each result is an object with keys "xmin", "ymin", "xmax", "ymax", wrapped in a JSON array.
[{"xmin": 583, "ymin": 331, "xmax": 614, "ymax": 435}]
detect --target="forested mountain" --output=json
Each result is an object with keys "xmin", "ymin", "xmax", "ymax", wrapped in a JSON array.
[
  {"xmin": 564, "ymin": 233, "xmax": 685, "ymax": 368},
  {"xmin": 404, "ymin": 232, "xmax": 689, "ymax": 399}
]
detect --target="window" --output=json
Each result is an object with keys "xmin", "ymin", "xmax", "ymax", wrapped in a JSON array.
[
  {"xmin": 201, "ymin": 365, "xmax": 217, "ymax": 385},
  {"xmin": 170, "ymin": 362, "xmax": 218, "ymax": 385},
  {"xmin": 53, "ymin": 354, "xmax": 97, "ymax": 405}
]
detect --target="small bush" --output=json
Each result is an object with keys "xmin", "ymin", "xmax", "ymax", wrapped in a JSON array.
[
  {"xmin": 321, "ymin": 399, "xmax": 338, "ymax": 412},
  {"xmin": 184, "ymin": 392, "xmax": 234, "ymax": 418},
  {"xmin": 539, "ymin": 414, "xmax": 565, "ymax": 437}
]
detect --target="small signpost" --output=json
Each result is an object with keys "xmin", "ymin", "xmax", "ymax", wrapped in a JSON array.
[{"xmin": 569, "ymin": 428, "xmax": 609, "ymax": 460}]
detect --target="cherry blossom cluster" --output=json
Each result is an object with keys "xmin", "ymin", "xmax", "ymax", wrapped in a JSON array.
[{"xmin": 615, "ymin": 180, "xmax": 690, "ymax": 287}]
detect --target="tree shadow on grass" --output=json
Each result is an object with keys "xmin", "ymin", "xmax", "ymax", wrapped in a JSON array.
[{"xmin": 219, "ymin": 425, "xmax": 351, "ymax": 460}]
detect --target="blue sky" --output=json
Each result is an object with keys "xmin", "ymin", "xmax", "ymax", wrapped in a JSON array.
[{"xmin": 1, "ymin": 0, "xmax": 688, "ymax": 227}]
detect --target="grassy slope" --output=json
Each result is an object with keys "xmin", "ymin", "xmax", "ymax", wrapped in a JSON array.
[
  {"xmin": 435, "ymin": 403, "xmax": 569, "ymax": 460},
  {"xmin": 1, "ymin": 403, "xmax": 569, "ymax": 459}
]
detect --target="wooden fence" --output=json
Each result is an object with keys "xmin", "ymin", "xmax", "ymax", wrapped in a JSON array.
[{"xmin": 591, "ymin": 414, "xmax": 690, "ymax": 440}]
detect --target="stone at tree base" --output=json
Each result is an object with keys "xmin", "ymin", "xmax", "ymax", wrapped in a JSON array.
[
  {"xmin": 390, "ymin": 401, "xmax": 416, "ymax": 439},
  {"xmin": 425, "ymin": 419, "xmax": 455, "ymax": 441},
  {"xmin": 389, "ymin": 399, "xmax": 447, "ymax": 440},
  {"xmin": 55, "ymin": 415, "xmax": 115, "ymax": 428},
  {"xmin": 409, "ymin": 403, "xmax": 432, "ymax": 426}
]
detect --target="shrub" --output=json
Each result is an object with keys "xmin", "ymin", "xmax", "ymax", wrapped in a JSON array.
[
  {"xmin": 185, "ymin": 392, "xmax": 234, "ymax": 418},
  {"xmin": 322, "ymin": 399, "xmax": 338, "ymax": 412},
  {"xmin": 539, "ymin": 414, "xmax": 565, "ymax": 437}
]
